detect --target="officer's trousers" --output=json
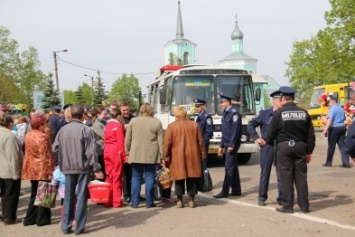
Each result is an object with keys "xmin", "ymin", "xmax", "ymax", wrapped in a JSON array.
[
  {"xmin": 277, "ymin": 142, "xmax": 309, "ymax": 210},
  {"xmin": 325, "ymin": 126, "xmax": 350, "ymax": 166},
  {"xmin": 259, "ymin": 144, "xmax": 283, "ymax": 202},
  {"xmin": 222, "ymin": 150, "xmax": 241, "ymax": 195}
]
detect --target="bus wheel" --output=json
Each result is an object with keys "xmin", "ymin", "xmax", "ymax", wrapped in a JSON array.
[{"xmin": 238, "ymin": 153, "xmax": 251, "ymax": 164}]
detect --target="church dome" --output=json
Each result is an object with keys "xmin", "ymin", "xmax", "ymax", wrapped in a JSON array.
[{"xmin": 231, "ymin": 15, "xmax": 243, "ymax": 40}]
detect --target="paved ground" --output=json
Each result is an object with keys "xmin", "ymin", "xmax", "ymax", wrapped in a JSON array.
[{"xmin": 1, "ymin": 131, "xmax": 355, "ymax": 236}]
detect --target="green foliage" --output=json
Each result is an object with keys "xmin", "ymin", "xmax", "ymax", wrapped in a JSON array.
[
  {"xmin": 75, "ymin": 86, "xmax": 85, "ymax": 105},
  {"xmin": 42, "ymin": 75, "xmax": 60, "ymax": 110},
  {"xmin": 81, "ymin": 82, "xmax": 93, "ymax": 105},
  {"xmin": 263, "ymin": 90, "xmax": 272, "ymax": 108},
  {"xmin": 108, "ymin": 74, "xmax": 140, "ymax": 112},
  {"xmin": 285, "ymin": 0, "xmax": 355, "ymax": 103},
  {"xmin": 63, "ymin": 89, "xmax": 77, "ymax": 105},
  {"xmin": 0, "ymin": 26, "xmax": 46, "ymax": 109},
  {"xmin": 93, "ymin": 73, "xmax": 106, "ymax": 107}
]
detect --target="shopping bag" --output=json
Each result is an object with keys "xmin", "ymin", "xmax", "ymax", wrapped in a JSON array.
[
  {"xmin": 154, "ymin": 182, "xmax": 162, "ymax": 201},
  {"xmin": 198, "ymin": 168, "xmax": 213, "ymax": 192},
  {"xmin": 34, "ymin": 181, "xmax": 58, "ymax": 208}
]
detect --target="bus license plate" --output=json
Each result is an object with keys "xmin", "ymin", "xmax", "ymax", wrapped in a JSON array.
[{"xmin": 208, "ymin": 148, "xmax": 219, "ymax": 154}]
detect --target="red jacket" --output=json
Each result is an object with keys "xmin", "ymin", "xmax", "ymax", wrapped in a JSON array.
[{"xmin": 104, "ymin": 119, "xmax": 126, "ymax": 161}]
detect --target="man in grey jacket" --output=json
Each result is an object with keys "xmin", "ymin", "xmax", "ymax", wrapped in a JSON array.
[{"xmin": 53, "ymin": 105, "xmax": 103, "ymax": 235}]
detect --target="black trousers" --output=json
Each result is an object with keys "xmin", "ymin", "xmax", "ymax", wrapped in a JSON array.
[
  {"xmin": 97, "ymin": 154, "xmax": 106, "ymax": 181},
  {"xmin": 0, "ymin": 178, "xmax": 21, "ymax": 223},
  {"xmin": 23, "ymin": 180, "xmax": 51, "ymax": 226},
  {"xmin": 277, "ymin": 142, "xmax": 309, "ymax": 210},
  {"xmin": 174, "ymin": 178, "xmax": 198, "ymax": 196},
  {"xmin": 123, "ymin": 163, "xmax": 132, "ymax": 198}
]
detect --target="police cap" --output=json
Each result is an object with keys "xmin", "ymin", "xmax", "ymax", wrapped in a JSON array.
[
  {"xmin": 193, "ymin": 98, "xmax": 206, "ymax": 107},
  {"xmin": 219, "ymin": 92, "xmax": 233, "ymax": 103},
  {"xmin": 269, "ymin": 90, "xmax": 282, "ymax": 98},
  {"xmin": 53, "ymin": 105, "xmax": 61, "ymax": 112},
  {"xmin": 277, "ymin": 86, "xmax": 298, "ymax": 96}
]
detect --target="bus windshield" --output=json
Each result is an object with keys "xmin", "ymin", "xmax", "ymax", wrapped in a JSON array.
[
  {"xmin": 216, "ymin": 75, "xmax": 255, "ymax": 115},
  {"xmin": 171, "ymin": 76, "xmax": 214, "ymax": 115},
  {"xmin": 170, "ymin": 75, "xmax": 255, "ymax": 116},
  {"xmin": 309, "ymin": 88, "xmax": 325, "ymax": 108}
]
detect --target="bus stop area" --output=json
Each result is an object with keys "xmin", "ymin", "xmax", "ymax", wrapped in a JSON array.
[{"xmin": 1, "ymin": 131, "xmax": 355, "ymax": 237}]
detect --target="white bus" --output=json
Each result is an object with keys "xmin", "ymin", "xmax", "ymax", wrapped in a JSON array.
[{"xmin": 147, "ymin": 65, "xmax": 261, "ymax": 164}]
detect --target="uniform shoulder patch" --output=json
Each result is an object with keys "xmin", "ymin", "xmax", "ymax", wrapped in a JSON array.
[
  {"xmin": 233, "ymin": 114, "xmax": 238, "ymax": 122},
  {"xmin": 207, "ymin": 118, "xmax": 212, "ymax": 125}
]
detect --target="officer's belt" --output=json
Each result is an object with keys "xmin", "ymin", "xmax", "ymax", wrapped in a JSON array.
[{"xmin": 278, "ymin": 140, "xmax": 305, "ymax": 147}]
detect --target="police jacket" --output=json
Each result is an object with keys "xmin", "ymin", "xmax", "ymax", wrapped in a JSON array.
[
  {"xmin": 220, "ymin": 106, "xmax": 242, "ymax": 151},
  {"xmin": 267, "ymin": 102, "xmax": 315, "ymax": 154},
  {"xmin": 247, "ymin": 107, "xmax": 273, "ymax": 141},
  {"xmin": 196, "ymin": 110, "xmax": 213, "ymax": 145}
]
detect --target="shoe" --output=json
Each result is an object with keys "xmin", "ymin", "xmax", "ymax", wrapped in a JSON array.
[
  {"xmin": 301, "ymin": 208, "xmax": 310, "ymax": 213},
  {"xmin": 146, "ymin": 203, "xmax": 156, "ymax": 208},
  {"xmin": 188, "ymin": 201, "xmax": 195, "ymax": 208},
  {"xmin": 276, "ymin": 207, "xmax": 294, "ymax": 213},
  {"xmin": 322, "ymin": 163, "xmax": 332, "ymax": 167},
  {"xmin": 258, "ymin": 200, "xmax": 266, "ymax": 206},
  {"xmin": 340, "ymin": 164, "xmax": 351, "ymax": 168},
  {"xmin": 129, "ymin": 203, "xmax": 138, "ymax": 208},
  {"xmin": 213, "ymin": 192, "xmax": 228, "ymax": 199},
  {"xmin": 277, "ymin": 200, "xmax": 283, "ymax": 206},
  {"xmin": 124, "ymin": 196, "xmax": 131, "ymax": 203},
  {"xmin": 3, "ymin": 218, "xmax": 22, "ymax": 225},
  {"xmin": 75, "ymin": 229, "xmax": 85, "ymax": 235},
  {"xmin": 62, "ymin": 229, "xmax": 73, "ymax": 235},
  {"xmin": 176, "ymin": 200, "xmax": 183, "ymax": 208},
  {"xmin": 230, "ymin": 192, "xmax": 241, "ymax": 196}
]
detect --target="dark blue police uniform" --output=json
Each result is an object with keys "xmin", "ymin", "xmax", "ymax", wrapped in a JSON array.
[
  {"xmin": 247, "ymin": 105, "xmax": 283, "ymax": 205},
  {"xmin": 49, "ymin": 105, "xmax": 63, "ymax": 143},
  {"xmin": 267, "ymin": 86, "xmax": 315, "ymax": 213},
  {"xmin": 214, "ymin": 93, "xmax": 242, "ymax": 198},
  {"xmin": 194, "ymin": 98, "xmax": 213, "ymax": 156}
]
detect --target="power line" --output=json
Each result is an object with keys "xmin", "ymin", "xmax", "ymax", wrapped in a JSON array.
[{"xmin": 58, "ymin": 58, "xmax": 155, "ymax": 75}]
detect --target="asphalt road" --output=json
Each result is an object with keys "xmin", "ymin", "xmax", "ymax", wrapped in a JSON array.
[{"xmin": 1, "ymin": 131, "xmax": 355, "ymax": 237}]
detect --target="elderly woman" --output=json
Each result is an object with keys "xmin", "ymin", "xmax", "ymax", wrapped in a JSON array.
[
  {"xmin": 125, "ymin": 103, "xmax": 164, "ymax": 208},
  {"xmin": 0, "ymin": 113, "xmax": 22, "ymax": 224},
  {"xmin": 164, "ymin": 106, "xmax": 207, "ymax": 208},
  {"xmin": 22, "ymin": 112, "xmax": 54, "ymax": 226}
]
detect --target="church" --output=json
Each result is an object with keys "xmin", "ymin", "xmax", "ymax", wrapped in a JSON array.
[{"xmin": 163, "ymin": 1, "xmax": 280, "ymax": 111}]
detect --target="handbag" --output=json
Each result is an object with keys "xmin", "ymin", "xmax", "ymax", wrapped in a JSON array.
[
  {"xmin": 154, "ymin": 182, "xmax": 162, "ymax": 201},
  {"xmin": 34, "ymin": 181, "xmax": 58, "ymax": 208},
  {"xmin": 198, "ymin": 168, "xmax": 213, "ymax": 192}
]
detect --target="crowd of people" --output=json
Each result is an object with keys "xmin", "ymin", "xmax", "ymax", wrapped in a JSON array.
[{"xmin": 1, "ymin": 85, "xmax": 355, "ymax": 233}]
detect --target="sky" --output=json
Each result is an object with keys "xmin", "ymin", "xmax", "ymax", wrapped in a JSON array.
[{"xmin": 0, "ymin": 0, "xmax": 330, "ymax": 95}]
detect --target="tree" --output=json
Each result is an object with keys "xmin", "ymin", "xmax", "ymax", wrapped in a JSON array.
[
  {"xmin": 81, "ymin": 82, "xmax": 93, "ymax": 105},
  {"xmin": 285, "ymin": 0, "xmax": 355, "ymax": 102},
  {"xmin": 75, "ymin": 86, "xmax": 85, "ymax": 105},
  {"xmin": 93, "ymin": 72, "xmax": 106, "ymax": 107},
  {"xmin": 108, "ymin": 74, "xmax": 140, "ymax": 112},
  {"xmin": 42, "ymin": 74, "xmax": 60, "ymax": 111},
  {"xmin": 63, "ymin": 89, "xmax": 77, "ymax": 105}
]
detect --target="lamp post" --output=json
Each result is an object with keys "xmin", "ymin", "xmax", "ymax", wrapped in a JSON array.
[
  {"xmin": 53, "ymin": 49, "xmax": 68, "ymax": 91},
  {"xmin": 84, "ymin": 74, "xmax": 94, "ymax": 107}
]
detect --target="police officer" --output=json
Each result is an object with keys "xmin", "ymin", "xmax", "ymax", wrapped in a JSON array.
[
  {"xmin": 213, "ymin": 92, "xmax": 242, "ymax": 198},
  {"xmin": 49, "ymin": 105, "xmax": 63, "ymax": 143},
  {"xmin": 194, "ymin": 98, "xmax": 213, "ymax": 169},
  {"xmin": 247, "ymin": 91, "xmax": 283, "ymax": 206},
  {"xmin": 267, "ymin": 86, "xmax": 315, "ymax": 213}
]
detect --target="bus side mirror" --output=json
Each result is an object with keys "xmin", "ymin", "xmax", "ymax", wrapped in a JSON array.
[
  {"xmin": 254, "ymin": 87, "xmax": 261, "ymax": 101},
  {"xmin": 160, "ymin": 87, "xmax": 167, "ymax": 104}
]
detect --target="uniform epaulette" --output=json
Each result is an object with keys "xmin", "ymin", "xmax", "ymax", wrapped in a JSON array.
[{"xmin": 230, "ymin": 108, "xmax": 237, "ymax": 113}]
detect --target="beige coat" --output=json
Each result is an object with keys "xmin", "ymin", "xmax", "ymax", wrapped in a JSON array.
[
  {"xmin": 163, "ymin": 118, "xmax": 206, "ymax": 181},
  {"xmin": 125, "ymin": 116, "xmax": 164, "ymax": 164}
]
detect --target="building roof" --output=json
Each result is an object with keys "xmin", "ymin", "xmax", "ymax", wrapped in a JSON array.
[{"xmin": 218, "ymin": 52, "xmax": 256, "ymax": 62}]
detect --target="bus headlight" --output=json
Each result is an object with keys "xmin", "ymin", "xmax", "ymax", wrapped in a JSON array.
[
  {"xmin": 214, "ymin": 125, "xmax": 221, "ymax": 132},
  {"xmin": 241, "ymin": 134, "xmax": 247, "ymax": 142}
]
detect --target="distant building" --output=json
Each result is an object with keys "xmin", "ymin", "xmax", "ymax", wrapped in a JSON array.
[
  {"xmin": 164, "ymin": 1, "xmax": 196, "ymax": 66},
  {"xmin": 218, "ymin": 14, "xmax": 280, "ymax": 112}
]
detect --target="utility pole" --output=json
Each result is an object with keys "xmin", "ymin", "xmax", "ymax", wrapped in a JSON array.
[{"xmin": 53, "ymin": 49, "xmax": 68, "ymax": 91}]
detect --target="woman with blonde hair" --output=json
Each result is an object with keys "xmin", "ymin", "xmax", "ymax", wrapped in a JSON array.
[
  {"xmin": 163, "ymin": 106, "xmax": 207, "ymax": 208},
  {"xmin": 125, "ymin": 103, "xmax": 164, "ymax": 208}
]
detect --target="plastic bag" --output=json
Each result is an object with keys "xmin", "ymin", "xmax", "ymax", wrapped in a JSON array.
[
  {"xmin": 198, "ymin": 169, "xmax": 213, "ymax": 192},
  {"xmin": 34, "ymin": 181, "xmax": 58, "ymax": 208}
]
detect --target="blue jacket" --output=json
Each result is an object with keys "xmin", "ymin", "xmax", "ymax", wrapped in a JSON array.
[
  {"xmin": 220, "ymin": 106, "xmax": 242, "ymax": 151},
  {"xmin": 196, "ymin": 110, "xmax": 213, "ymax": 145}
]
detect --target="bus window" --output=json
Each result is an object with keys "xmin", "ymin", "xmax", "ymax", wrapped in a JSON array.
[
  {"xmin": 161, "ymin": 77, "xmax": 173, "ymax": 113},
  {"xmin": 171, "ymin": 76, "xmax": 214, "ymax": 115}
]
